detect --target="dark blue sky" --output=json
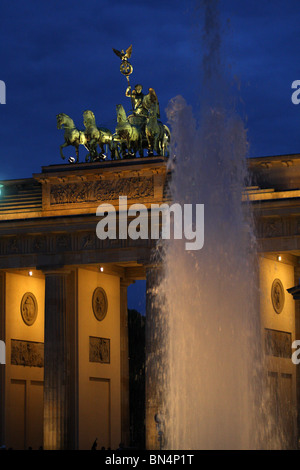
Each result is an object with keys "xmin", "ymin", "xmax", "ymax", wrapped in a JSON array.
[
  {"xmin": 1, "ymin": 0, "xmax": 300, "ymax": 313},
  {"xmin": 1, "ymin": 0, "xmax": 300, "ymax": 181}
]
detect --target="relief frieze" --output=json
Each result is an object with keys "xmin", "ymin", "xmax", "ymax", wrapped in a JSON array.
[
  {"xmin": 50, "ymin": 176, "xmax": 154, "ymax": 205},
  {"xmin": 256, "ymin": 216, "xmax": 299, "ymax": 239},
  {"xmin": 0, "ymin": 231, "xmax": 151, "ymax": 257},
  {"xmin": 261, "ymin": 218, "xmax": 284, "ymax": 238},
  {"xmin": 80, "ymin": 233, "xmax": 96, "ymax": 250}
]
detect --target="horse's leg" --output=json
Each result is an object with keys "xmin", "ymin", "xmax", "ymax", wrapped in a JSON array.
[
  {"xmin": 110, "ymin": 139, "xmax": 118, "ymax": 160},
  {"xmin": 158, "ymin": 137, "xmax": 162, "ymax": 155},
  {"xmin": 109, "ymin": 142, "xmax": 115, "ymax": 160},
  {"xmin": 139, "ymin": 137, "xmax": 144, "ymax": 158},
  {"xmin": 147, "ymin": 135, "xmax": 154, "ymax": 157},
  {"xmin": 89, "ymin": 139, "xmax": 98, "ymax": 161},
  {"xmin": 129, "ymin": 140, "xmax": 136, "ymax": 158},
  {"xmin": 121, "ymin": 142, "xmax": 127, "ymax": 158},
  {"xmin": 99, "ymin": 143, "xmax": 106, "ymax": 160},
  {"xmin": 115, "ymin": 142, "xmax": 121, "ymax": 159},
  {"xmin": 60, "ymin": 142, "xmax": 69, "ymax": 160},
  {"xmin": 160, "ymin": 127, "xmax": 166, "ymax": 155},
  {"xmin": 125, "ymin": 141, "xmax": 131, "ymax": 158},
  {"xmin": 75, "ymin": 145, "xmax": 79, "ymax": 163},
  {"xmin": 154, "ymin": 135, "xmax": 159, "ymax": 155}
]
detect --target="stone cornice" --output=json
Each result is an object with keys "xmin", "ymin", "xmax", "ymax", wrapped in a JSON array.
[
  {"xmin": 248, "ymin": 153, "xmax": 300, "ymax": 191},
  {"xmin": 33, "ymin": 157, "xmax": 168, "ymax": 182}
]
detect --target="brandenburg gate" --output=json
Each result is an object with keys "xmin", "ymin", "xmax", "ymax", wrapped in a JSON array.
[{"xmin": 0, "ymin": 45, "xmax": 300, "ymax": 450}]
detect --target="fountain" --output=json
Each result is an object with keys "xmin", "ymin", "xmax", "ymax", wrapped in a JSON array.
[{"xmin": 150, "ymin": 0, "xmax": 285, "ymax": 450}]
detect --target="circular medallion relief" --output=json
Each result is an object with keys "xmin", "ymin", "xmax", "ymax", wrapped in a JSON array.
[
  {"xmin": 271, "ymin": 279, "xmax": 285, "ymax": 314},
  {"xmin": 21, "ymin": 292, "xmax": 38, "ymax": 326},
  {"xmin": 92, "ymin": 287, "xmax": 108, "ymax": 321}
]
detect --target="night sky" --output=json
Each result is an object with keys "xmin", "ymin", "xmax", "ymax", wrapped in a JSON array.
[{"xmin": 1, "ymin": 0, "xmax": 300, "ymax": 313}]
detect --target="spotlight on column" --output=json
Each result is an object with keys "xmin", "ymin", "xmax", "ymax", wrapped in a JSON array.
[
  {"xmin": 100, "ymin": 266, "xmax": 104, "ymax": 272},
  {"xmin": 28, "ymin": 271, "xmax": 33, "ymax": 276},
  {"xmin": 278, "ymin": 255, "xmax": 282, "ymax": 261}
]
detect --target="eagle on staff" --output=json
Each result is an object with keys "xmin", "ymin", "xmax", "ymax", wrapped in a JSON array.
[
  {"xmin": 112, "ymin": 44, "xmax": 132, "ymax": 61},
  {"xmin": 113, "ymin": 44, "xmax": 133, "ymax": 77}
]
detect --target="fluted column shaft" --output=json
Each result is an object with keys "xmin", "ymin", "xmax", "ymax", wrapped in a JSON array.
[
  {"xmin": 120, "ymin": 279, "xmax": 131, "ymax": 447},
  {"xmin": 43, "ymin": 271, "xmax": 69, "ymax": 450},
  {"xmin": 145, "ymin": 265, "xmax": 163, "ymax": 450},
  {"xmin": 0, "ymin": 272, "xmax": 5, "ymax": 447}
]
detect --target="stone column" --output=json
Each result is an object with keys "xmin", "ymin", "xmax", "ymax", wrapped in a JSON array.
[
  {"xmin": 0, "ymin": 272, "xmax": 5, "ymax": 447},
  {"xmin": 43, "ymin": 269, "xmax": 70, "ymax": 450},
  {"xmin": 145, "ymin": 265, "xmax": 164, "ymax": 450},
  {"xmin": 120, "ymin": 278, "xmax": 132, "ymax": 447},
  {"xmin": 294, "ymin": 264, "xmax": 300, "ymax": 446}
]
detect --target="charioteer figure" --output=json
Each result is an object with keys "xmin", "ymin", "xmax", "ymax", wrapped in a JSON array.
[
  {"xmin": 125, "ymin": 84, "xmax": 147, "ymax": 116},
  {"xmin": 126, "ymin": 84, "xmax": 160, "ymax": 119}
]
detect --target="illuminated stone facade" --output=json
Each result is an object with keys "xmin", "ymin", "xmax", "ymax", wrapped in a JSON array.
[
  {"xmin": 0, "ymin": 154, "xmax": 299, "ymax": 449},
  {"xmin": 0, "ymin": 157, "xmax": 168, "ymax": 450}
]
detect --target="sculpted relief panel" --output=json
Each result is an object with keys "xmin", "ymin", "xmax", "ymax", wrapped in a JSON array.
[
  {"xmin": 11, "ymin": 339, "xmax": 44, "ymax": 367},
  {"xmin": 89, "ymin": 336, "xmax": 110, "ymax": 364},
  {"xmin": 50, "ymin": 176, "xmax": 154, "ymax": 205},
  {"xmin": 265, "ymin": 329, "xmax": 291, "ymax": 358},
  {"xmin": 271, "ymin": 278, "xmax": 285, "ymax": 314},
  {"xmin": 92, "ymin": 287, "xmax": 108, "ymax": 321},
  {"xmin": 20, "ymin": 292, "xmax": 38, "ymax": 326}
]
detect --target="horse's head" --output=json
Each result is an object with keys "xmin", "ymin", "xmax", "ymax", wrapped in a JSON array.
[
  {"xmin": 56, "ymin": 113, "xmax": 74, "ymax": 129},
  {"xmin": 147, "ymin": 103, "xmax": 158, "ymax": 119},
  {"xmin": 116, "ymin": 104, "xmax": 127, "ymax": 123},
  {"xmin": 83, "ymin": 110, "xmax": 96, "ymax": 127},
  {"xmin": 56, "ymin": 113, "xmax": 65, "ymax": 129}
]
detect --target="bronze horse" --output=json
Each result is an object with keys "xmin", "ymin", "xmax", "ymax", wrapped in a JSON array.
[
  {"xmin": 83, "ymin": 110, "xmax": 120, "ymax": 161},
  {"xmin": 115, "ymin": 104, "xmax": 144, "ymax": 158},
  {"xmin": 145, "ymin": 103, "xmax": 171, "ymax": 156},
  {"xmin": 56, "ymin": 113, "xmax": 87, "ymax": 162}
]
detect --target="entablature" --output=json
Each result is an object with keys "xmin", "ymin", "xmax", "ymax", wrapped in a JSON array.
[{"xmin": 0, "ymin": 157, "xmax": 170, "ymax": 220}]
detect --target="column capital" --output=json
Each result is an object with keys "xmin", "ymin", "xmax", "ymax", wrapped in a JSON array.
[
  {"xmin": 120, "ymin": 278, "xmax": 135, "ymax": 288},
  {"xmin": 144, "ymin": 263, "xmax": 163, "ymax": 270},
  {"xmin": 39, "ymin": 265, "xmax": 71, "ymax": 276}
]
